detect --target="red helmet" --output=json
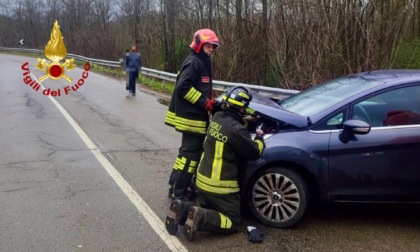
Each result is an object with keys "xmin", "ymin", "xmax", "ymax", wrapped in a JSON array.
[{"xmin": 189, "ymin": 29, "xmax": 220, "ymax": 53}]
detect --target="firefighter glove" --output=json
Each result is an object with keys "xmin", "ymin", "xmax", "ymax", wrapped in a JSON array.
[
  {"xmin": 256, "ymin": 122, "xmax": 266, "ymax": 136},
  {"xmin": 243, "ymin": 114, "xmax": 260, "ymax": 122},
  {"xmin": 204, "ymin": 99, "xmax": 218, "ymax": 112},
  {"xmin": 247, "ymin": 226, "xmax": 264, "ymax": 243}
]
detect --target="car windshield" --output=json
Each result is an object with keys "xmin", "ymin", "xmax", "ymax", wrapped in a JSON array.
[{"xmin": 279, "ymin": 76, "xmax": 382, "ymax": 116}]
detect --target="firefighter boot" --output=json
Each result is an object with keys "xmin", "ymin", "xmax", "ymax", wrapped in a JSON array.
[
  {"xmin": 172, "ymin": 173, "xmax": 193, "ymax": 199},
  {"xmin": 168, "ymin": 187, "xmax": 173, "ymax": 198},
  {"xmin": 165, "ymin": 199, "xmax": 193, "ymax": 235},
  {"xmin": 183, "ymin": 206, "xmax": 205, "ymax": 241},
  {"xmin": 168, "ymin": 169, "xmax": 177, "ymax": 198}
]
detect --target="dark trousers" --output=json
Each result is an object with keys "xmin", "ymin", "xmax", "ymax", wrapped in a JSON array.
[
  {"xmin": 195, "ymin": 189, "xmax": 241, "ymax": 233},
  {"xmin": 169, "ymin": 133, "xmax": 205, "ymax": 197},
  {"xmin": 128, "ymin": 71, "xmax": 138, "ymax": 93}
]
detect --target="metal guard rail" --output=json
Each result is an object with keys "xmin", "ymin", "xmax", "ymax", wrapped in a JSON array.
[{"xmin": 0, "ymin": 47, "xmax": 299, "ymax": 99}]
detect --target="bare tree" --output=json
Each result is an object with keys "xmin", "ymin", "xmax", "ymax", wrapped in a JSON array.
[{"xmin": 1, "ymin": 0, "xmax": 418, "ymax": 89}]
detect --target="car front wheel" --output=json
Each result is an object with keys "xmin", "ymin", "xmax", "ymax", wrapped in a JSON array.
[{"xmin": 247, "ymin": 167, "xmax": 309, "ymax": 228}]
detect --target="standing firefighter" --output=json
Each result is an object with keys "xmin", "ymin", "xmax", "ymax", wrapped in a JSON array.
[
  {"xmin": 165, "ymin": 29, "xmax": 221, "ymax": 199},
  {"xmin": 166, "ymin": 86, "xmax": 266, "ymax": 242}
]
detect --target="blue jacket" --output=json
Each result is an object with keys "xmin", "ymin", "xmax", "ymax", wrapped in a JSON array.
[{"xmin": 125, "ymin": 52, "xmax": 142, "ymax": 72}]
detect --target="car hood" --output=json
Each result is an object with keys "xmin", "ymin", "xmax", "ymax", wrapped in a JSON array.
[{"xmin": 249, "ymin": 93, "xmax": 309, "ymax": 128}]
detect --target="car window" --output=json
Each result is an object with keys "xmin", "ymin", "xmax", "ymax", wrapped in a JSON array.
[
  {"xmin": 312, "ymin": 108, "xmax": 347, "ymax": 130},
  {"xmin": 351, "ymin": 85, "xmax": 420, "ymax": 127},
  {"xmin": 327, "ymin": 113, "xmax": 344, "ymax": 126}
]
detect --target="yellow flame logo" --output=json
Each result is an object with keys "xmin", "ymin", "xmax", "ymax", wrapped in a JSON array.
[{"xmin": 36, "ymin": 20, "xmax": 75, "ymax": 82}]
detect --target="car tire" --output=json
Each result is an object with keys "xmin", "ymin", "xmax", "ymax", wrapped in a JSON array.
[{"xmin": 247, "ymin": 167, "xmax": 309, "ymax": 228}]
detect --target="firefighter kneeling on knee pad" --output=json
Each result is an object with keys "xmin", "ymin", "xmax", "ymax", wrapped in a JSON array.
[{"xmin": 165, "ymin": 86, "xmax": 266, "ymax": 242}]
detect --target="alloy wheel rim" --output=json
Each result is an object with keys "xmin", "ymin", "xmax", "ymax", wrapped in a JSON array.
[{"xmin": 252, "ymin": 173, "xmax": 300, "ymax": 223}]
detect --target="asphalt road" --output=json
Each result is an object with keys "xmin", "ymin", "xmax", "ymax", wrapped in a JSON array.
[{"xmin": 1, "ymin": 54, "xmax": 419, "ymax": 252}]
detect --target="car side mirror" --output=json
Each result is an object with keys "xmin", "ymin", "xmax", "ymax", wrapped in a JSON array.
[{"xmin": 339, "ymin": 119, "xmax": 371, "ymax": 143}]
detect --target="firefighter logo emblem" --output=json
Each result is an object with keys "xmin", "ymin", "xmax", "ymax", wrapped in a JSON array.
[{"xmin": 36, "ymin": 20, "xmax": 75, "ymax": 82}]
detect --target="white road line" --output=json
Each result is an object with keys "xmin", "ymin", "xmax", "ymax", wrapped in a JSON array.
[{"xmin": 34, "ymin": 74, "xmax": 187, "ymax": 252}]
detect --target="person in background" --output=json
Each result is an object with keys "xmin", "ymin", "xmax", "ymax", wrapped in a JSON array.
[
  {"xmin": 166, "ymin": 86, "xmax": 266, "ymax": 243},
  {"xmin": 125, "ymin": 44, "xmax": 142, "ymax": 97},
  {"xmin": 164, "ymin": 29, "xmax": 221, "ymax": 200},
  {"xmin": 124, "ymin": 49, "xmax": 130, "ymax": 92}
]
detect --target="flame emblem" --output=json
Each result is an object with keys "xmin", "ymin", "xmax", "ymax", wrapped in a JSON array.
[{"xmin": 36, "ymin": 20, "xmax": 75, "ymax": 82}]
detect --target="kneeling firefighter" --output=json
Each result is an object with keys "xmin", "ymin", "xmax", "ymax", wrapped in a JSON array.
[{"xmin": 165, "ymin": 86, "xmax": 266, "ymax": 241}]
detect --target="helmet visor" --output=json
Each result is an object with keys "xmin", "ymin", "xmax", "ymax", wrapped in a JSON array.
[{"xmin": 208, "ymin": 41, "xmax": 220, "ymax": 49}]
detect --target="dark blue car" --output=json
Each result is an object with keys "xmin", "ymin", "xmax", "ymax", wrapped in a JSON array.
[{"xmin": 240, "ymin": 70, "xmax": 420, "ymax": 228}]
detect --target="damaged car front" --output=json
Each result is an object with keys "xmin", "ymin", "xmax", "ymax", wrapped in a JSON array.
[{"xmin": 239, "ymin": 92, "xmax": 319, "ymax": 228}]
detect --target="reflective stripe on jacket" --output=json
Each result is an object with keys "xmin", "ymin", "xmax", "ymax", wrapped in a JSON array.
[
  {"xmin": 196, "ymin": 110, "xmax": 265, "ymax": 194},
  {"xmin": 165, "ymin": 50, "xmax": 213, "ymax": 135}
]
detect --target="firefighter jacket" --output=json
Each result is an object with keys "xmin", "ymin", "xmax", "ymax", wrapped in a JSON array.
[
  {"xmin": 196, "ymin": 110, "xmax": 265, "ymax": 194},
  {"xmin": 165, "ymin": 50, "xmax": 213, "ymax": 135}
]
